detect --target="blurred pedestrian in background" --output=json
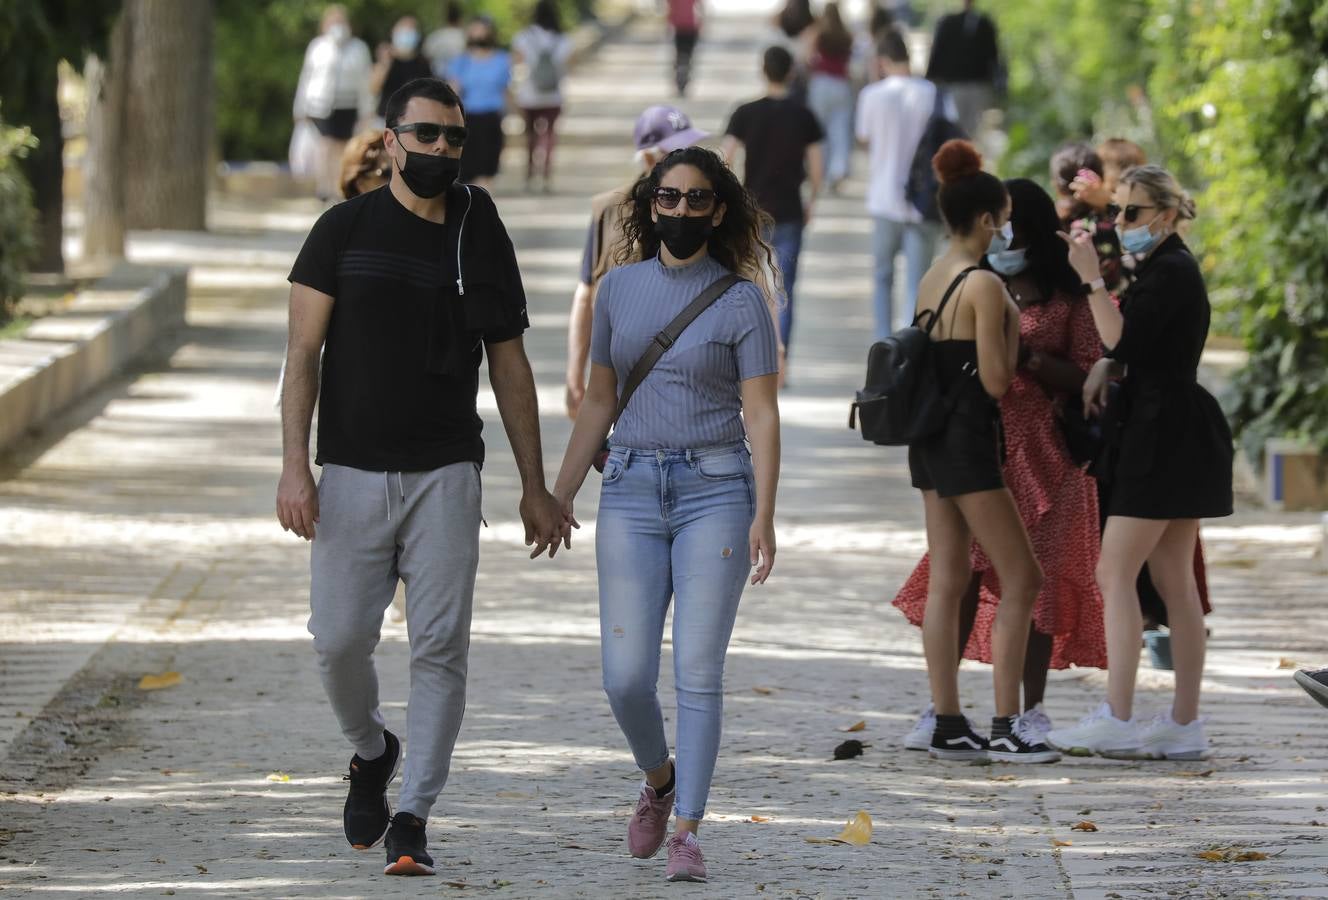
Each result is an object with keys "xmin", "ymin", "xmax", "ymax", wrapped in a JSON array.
[
  {"xmin": 856, "ymin": 29, "xmax": 940, "ymax": 338},
  {"xmin": 513, "ymin": 1, "xmax": 574, "ymax": 194},
  {"xmin": 425, "ymin": 2, "xmax": 467, "ymax": 78},
  {"xmin": 340, "ymin": 129, "xmax": 390, "ymax": 199},
  {"xmin": 447, "ymin": 17, "xmax": 511, "ymax": 189},
  {"xmin": 372, "ymin": 16, "xmax": 433, "ymax": 128},
  {"xmin": 566, "ymin": 105, "xmax": 709, "ymax": 418},
  {"xmin": 925, "ymin": 0, "xmax": 1001, "ymax": 140},
  {"xmin": 723, "ymin": 45, "xmax": 823, "ymax": 385},
  {"xmin": 667, "ymin": 0, "xmax": 704, "ymax": 98},
  {"xmin": 1048, "ymin": 165, "xmax": 1233, "ymax": 762},
  {"xmin": 806, "ymin": 2, "xmax": 855, "ymax": 192},
  {"xmin": 770, "ymin": 0, "xmax": 816, "ymax": 104},
  {"xmin": 293, "ymin": 5, "xmax": 373, "ymax": 202},
  {"xmin": 895, "ymin": 178, "xmax": 1106, "ymax": 751},
  {"xmin": 1050, "ymin": 142, "xmax": 1125, "ymax": 290}
]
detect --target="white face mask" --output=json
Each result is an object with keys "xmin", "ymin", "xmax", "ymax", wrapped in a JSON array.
[
  {"xmin": 392, "ymin": 28, "xmax": 419, "ymax": 53},
  {"xmin": 327, "ymin": 23, "xmax": 350, "ymax": 43}
]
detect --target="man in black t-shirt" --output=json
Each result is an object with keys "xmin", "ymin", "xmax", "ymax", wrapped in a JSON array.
[
  {"xmin": 722, "ymin": 45, "xmax": 823, "ymax": 382},
  {"xmin": 277, "ymin": 77, "xmax": 566, "ymax": 878}
]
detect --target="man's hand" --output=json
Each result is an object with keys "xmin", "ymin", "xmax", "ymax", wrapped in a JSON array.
[
  {"xmin": 521, "ymin": 489, "xmax": 572, "ymax": 559},
  {"xmin": 277, "ymin": 465, "xmax": 319, "ymax": 541}
]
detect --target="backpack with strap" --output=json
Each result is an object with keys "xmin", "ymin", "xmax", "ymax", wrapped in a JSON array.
[
  {"xmin": 593, "ymin": 273, "xmax": 746, "ymax": 471},
  {"xmin": 905, "ymin": 84, "xmax": 966, "ymax": 223},
  {"xmin": 848, "ymin": 267, "xmax": 979, "ymax": 446},
  {"xmin": 530, "ymin": 36, "xmax": 562, "ymax": 94}
]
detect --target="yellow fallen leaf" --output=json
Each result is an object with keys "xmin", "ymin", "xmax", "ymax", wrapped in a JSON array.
[
  {"xmin": 1071, "ymin": 821, "xmax": 1098, "ymax": 832},
  {"xmin": 1235, "ymin": 851, "xmax": 1268, "ymax": 862},
  {"xmin": 840, "ymin": 720, "xmax": 867, "ymax": 733},
  {"xmin": 1052, "ymin": 839, "xmax": 1073, "ymax": 848},
  {"xmin": 803, "ymin": 837, "xmax": 837, "ymax": 844},
  {"xmin": 1197, "ymin": 850, "xmax": 1226, "ymax": 862},
  {"xmin": 749, "ymin": 815, "xmax": 772, "ymax": 823},
  {"xmin": 1197, "ymin": 847, "xmax": 1271, "ymax": 863},
  {"xmin": 1277, "ymin": 657, "xmax": 1298, "ymax": 669},
  {"xmin": 1175, "ymin": 769, "xmax": 1215, "ymax": 778},
  {"xmin": 265, "ymin": 772, "xmax": 291, "ymax": 783},
  {"xmin": 137, "ymin": 671, "xmax": 182, "ymax": 691},
  {"xmin": 834, "ymin": 811, "xmax": 873, "ymax": 846},
  {"xmin": 752, "ymin": 686, "xmax": 774, "ymax": 695}
]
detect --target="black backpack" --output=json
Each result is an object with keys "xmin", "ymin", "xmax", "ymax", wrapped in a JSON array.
[
  {"xmin": 849, "ymin": 267, "xmax": 978, "ymax": 446},
  {"xmin": 905, "ymin": 85, "xmax": 966, "ymax": 224}
]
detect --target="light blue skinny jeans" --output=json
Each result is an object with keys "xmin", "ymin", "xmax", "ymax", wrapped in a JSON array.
[
  {"xmin": 872, "ymin": 216, "xmax": 941, "ymax": 340},
  {"xmin": 596, "ymin": 443, "xmax": 755, "ymax": 821}
]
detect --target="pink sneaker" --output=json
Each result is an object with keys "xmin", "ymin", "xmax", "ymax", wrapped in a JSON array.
[
  {"xmin": 626, "ymin": 782, "xmax": 673, "ymax": 858},
  {"xmin": 665, "ymin": 832, "xmax": 707, "ymax": 883}
]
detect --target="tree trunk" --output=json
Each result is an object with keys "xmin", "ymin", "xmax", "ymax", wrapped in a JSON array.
[
  {"xmin": 21, "ymin": 61, "xmax": 65, "ymax": 273},
  {"xmin": 123, "ymin": 0, "xmax": 213, "ymax": 231},
  {"xmin": 82, "ymin": 13, "xmax": 131, "ymax": 261}
]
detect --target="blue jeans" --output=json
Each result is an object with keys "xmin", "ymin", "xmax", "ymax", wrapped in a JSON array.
[
  {"xmin": 596, "ymin": 444, "xmax": 755, "ymax": 821},
  {"xmin": 807, "ymin": 73, "xmax": 854, "ymax": 184},
  {"xmin": 766, "ymin": 221, "xmax": 803, "ymax": 352},
  {"xmin": 872, "ymin": 216, "xmax": 941, "ymax": 341}
]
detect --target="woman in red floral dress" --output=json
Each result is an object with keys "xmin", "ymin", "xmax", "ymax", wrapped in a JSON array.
[{"xmin": 895, "ymin": 179, "xmax": 1106, "ymax": 747}]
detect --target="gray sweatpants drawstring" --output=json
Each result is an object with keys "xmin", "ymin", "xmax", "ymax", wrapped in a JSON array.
[{"xmin": 384, "ymin": 472, "xmax": 406, "ymax": 522}]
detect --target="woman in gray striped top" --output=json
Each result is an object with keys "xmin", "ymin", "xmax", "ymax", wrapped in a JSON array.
[{"xmin": 552, "ymin": 147, "xmax": 781, "ymax": 884}]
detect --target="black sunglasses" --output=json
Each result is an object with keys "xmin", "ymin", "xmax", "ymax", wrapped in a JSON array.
[
  {"xmin": 1105, "ymin": 203, "xmax": 1157, "ymax": 224},
  {"xmin": 393, "ymin": 122, "xmax": 467, "ymax": 148},
  {"xmin": 654, "ymin": 187, "xmax": 716, "ymax": 212}
]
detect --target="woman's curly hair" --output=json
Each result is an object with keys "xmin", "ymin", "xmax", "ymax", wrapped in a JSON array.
[{"xmin": 614, "ymin": 146, "xmax": 781, "ymax": 307}]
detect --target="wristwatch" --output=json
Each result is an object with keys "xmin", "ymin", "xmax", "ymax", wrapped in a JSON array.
[{"xmin": 1080, "ymin": 277, "xmax": 1106, "ymax": 295}]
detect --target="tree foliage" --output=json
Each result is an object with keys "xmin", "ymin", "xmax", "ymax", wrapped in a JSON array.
[
  {"xmin": 998, "ymin": 0, "xmax": 1328, "ymax": 454},
  {"xmin": 215, "ymin": 0, "xmax": 586, "ymax": 161},
  {"xmin": 0, "ymin": 111, "xmax": 38, "ymax": 324}
]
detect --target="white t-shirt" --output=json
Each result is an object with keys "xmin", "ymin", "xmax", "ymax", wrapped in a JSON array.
[
  {"xmin": 424, "ymin": 26, "xmax": 466, "ymax": 78},
  {"xmin": 512, "ymin": 26, "xmax": 574, "ymax": 109},
  {"xmin": 854, "ymin": 75, "xmax": 938, "ymax": 222}
]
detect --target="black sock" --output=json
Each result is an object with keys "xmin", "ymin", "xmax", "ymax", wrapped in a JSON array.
[
  {"xmin": 991, "ymin": 715, "xmax": 1017, "ymax": 737},
  {"xmin": 653, "ymin": 762, "xmax": 675, "ymax": 797},
  {"xmin": 935, "ymin": 714, "xmax": 971, "ymax": 737}
]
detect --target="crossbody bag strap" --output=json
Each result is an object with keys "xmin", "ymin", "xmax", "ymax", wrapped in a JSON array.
[
  {"xmin": 917, "ymin": 265, "xmax": 979, "ymax": 336},
  {"xmin": 612, "ymin": 273, "xmax": 745, "ymax": 424}
]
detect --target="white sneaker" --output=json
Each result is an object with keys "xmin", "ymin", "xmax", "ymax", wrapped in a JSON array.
[
  {"xmin": 1020, "ymin": 703, "xmax": 1053, "ymax": 743},
  {"xmin": 1045, "ymin": 702, "xmax": 1145, "ymax": 758},
  {"xmin": 903, "ymin": 704, "xmax": 936, "ymax": 751},
  {"xmin": 1134, "ymin": 713, "xmax": 1211, "ymax": 760}
]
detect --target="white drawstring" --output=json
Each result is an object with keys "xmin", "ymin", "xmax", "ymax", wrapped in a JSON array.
[{"xmin": 384, "ymin": 473, "xmax": 392, "ymax": 522}]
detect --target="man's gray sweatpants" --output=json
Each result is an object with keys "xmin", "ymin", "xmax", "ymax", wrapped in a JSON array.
[{"xmin": 309, "ymin": 461, "xmax": 481, "ymax": 821}]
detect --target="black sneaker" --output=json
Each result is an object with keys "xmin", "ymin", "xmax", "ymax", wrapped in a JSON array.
[
  {"xmin": 1295, "ymin": 667, "xmax": 1328, "ymax": 709},
  {"xmin": 343, "ymin": 730, "xmax": 400, "ymax": 849},
  {"xmin": 929, "ymin": 715, "xmax": 988, "ymax": 761},
  {"xmin": 988, "ymin": 714, "xmax": 1061, "ymax": 764},
  {"xmin": 384, "ymin": 812, "xmax": 436, "ymax": 876}
]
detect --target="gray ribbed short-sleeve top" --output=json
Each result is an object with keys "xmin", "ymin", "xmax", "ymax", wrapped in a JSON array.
[{"xmin": 591, "ymin": 254, "xmax": 779, "ymax": 450}]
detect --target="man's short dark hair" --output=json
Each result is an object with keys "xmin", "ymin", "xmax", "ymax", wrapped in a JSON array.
[
  {"xmin": 877, "ymin": 28, "xmax": 909, "ymax": 65},
  {"xmin": 385, "ymin": 77, "xmax": 464, "ymax": 129},
  {"xmin": 445, "ymin": 1, "xmax": 463, "ymax": 25},
  {"xmin": 763, "ymin": 45, "xmax": 794, "ymax": 84}
]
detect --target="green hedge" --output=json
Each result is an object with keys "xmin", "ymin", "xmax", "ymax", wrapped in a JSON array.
[
  {"xmin": 0, "ymin": 111, "xmax": 37, "ymax": 325},
  {"xmin": 215, "ymin": 0, "xmax": 588, "ymax": 162},
  {"xmin": 998, "ymin": 0, "xmax": 1328, "ymax": 455}
]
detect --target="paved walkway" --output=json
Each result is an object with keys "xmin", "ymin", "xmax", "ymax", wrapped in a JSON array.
[{"xmin": 2, "ymin": 8, "xmax": 1326, "ymax": 898}]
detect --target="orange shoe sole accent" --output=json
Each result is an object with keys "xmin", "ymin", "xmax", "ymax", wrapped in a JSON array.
[{"xmin": 384, "ymin": 855, "xmax": 435, "ymax": 876}]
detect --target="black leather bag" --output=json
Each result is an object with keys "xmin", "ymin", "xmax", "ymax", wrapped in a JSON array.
[{"xmin": 849, "ymin": 268, "xmax": 976, "ymax": 446}]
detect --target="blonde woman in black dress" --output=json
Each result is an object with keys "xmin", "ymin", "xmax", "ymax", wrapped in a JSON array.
[{"xmin": 1047, "ymin": 165, "xmax": 1233, "ymax": 760}]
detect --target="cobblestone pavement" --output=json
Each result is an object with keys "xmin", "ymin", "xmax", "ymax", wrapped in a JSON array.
[{"xmin": 2, "ymin": 8, "xmax": 1326, "ymax": 899}]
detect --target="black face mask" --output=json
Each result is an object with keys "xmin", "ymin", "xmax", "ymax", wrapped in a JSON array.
[
  {"xmin": 655, "ymin": 213, "xmax": 713, "ymax": 260},
  {"xmin": 396, "ymin": 150, "xmax": 459, "ymax": 199}
]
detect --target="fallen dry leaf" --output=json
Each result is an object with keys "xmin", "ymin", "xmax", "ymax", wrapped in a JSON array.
[
  {"xmin": 1175, "ymin": 769, "xmax": 1215, "ymax": 778},
  {"xmin": 840, "ymin": 720, "xmax": 867, "ymax": 733},
  {"xmin": 1052, "ymin": 839, "xmax": 1073, "ymax": 848},
  {"xmin": 1276, "ymin": 657, "xmax": 1298, "ymax": 669},
  {"xmin": 194, "ymin": 865, "xmax": 208, "ymax": 874},
  {"xmin": 495, "ymin": 790, "xmax": 534, "ymax": 800},
  {"xmin": 804, "ymin": 810, "xmax": 873, "ymax": 847},
  {"xmin": 265, "ymin": 772, "xmax": 291, "ymax": 783},
  {"xmin": 749, "ymin": 815, "xmax": 772, "ymax": 823},
  {"xmin": 752, "ymin": 686, "xmax": 774, "ymax": 695},
  {"xmin": 137, "ymin": 671, "xmax": 182, "ymax": 691},
  {"xmin": 1198, "ymin": 846, "xmax": 1270, "ymax": 863},
  {"xmin": 1071, "ymin": 821, "xmax": 1098, "ymax": 832}
]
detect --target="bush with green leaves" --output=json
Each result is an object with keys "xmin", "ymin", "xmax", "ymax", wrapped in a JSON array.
[
  {"xmin": 216, "ymin": 0, "xmax": 589, "ymax": 162},
  {"xmin": 997, "ymin": 0, "xmax": 1328, "ymax": 456},
  {"xmin": 0, "ymin": 112, "xmax": 37, "ymax": 326}
]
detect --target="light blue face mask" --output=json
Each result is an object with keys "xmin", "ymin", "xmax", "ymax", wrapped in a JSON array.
[
  {"xmin": 987, "ymin": 247, "xmax": 1028, "ymax": 276},
  {"xmin": 986, "ymin": 220, "xmax": 1014, "ymax": 255},
  {"xmin": 1119, "ymin": 219, "xmax": 1162, "ymax": 255}
]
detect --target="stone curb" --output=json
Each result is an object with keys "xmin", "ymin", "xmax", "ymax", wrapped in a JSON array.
[{"xmin": 0, "ymin": 264, "xmax": 187, "ymax": 452}]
